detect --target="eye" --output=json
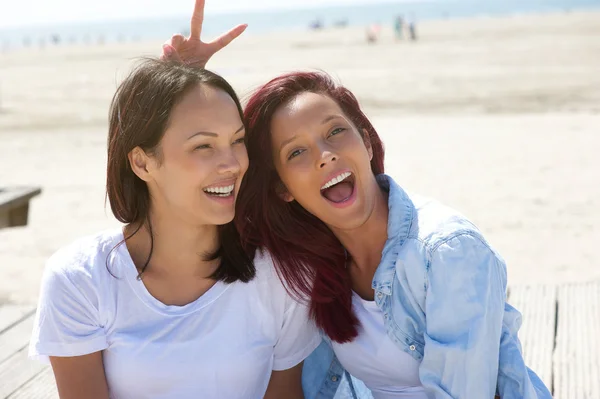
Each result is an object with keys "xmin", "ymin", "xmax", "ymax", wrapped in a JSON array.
[
  {"xmin": 233, "ymin": 137, "xmax": 246, "ymax": 145},
  {"xmin": 329, "ymin": 127, "xmax": 346, "ymax": 137},
  {"xmin": 287, "ymin": 149, "xmax": 304, "ymax": 160},
  {"xmin": 194, "ymin": 144, "xmax": 211, "ymax": 150}
]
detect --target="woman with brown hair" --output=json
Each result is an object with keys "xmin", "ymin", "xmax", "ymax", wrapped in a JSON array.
[{"xmin": 28, "ymin": 12, "xmax": 320, "ymax": 398}]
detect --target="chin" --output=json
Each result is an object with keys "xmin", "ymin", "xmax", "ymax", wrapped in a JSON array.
[
  {"xmin": 211, "ymin": 213, "xmax": 236, "ymax": 226},
  {"xmin": 191, "ymin": 211, "xmax": 235, "ymax": 227}
]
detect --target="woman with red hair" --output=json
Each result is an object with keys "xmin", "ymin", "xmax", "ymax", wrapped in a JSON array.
[
  {"xmin": 161, "ymin": 2, "xmax": 552, "ymax": 398},
  {"xmin": 235, "ymin": 71, "xmax": 551, "ymax": 399}
]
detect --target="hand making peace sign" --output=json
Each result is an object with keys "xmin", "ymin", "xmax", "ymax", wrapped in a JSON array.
[{"xmin": 160, "ymin": 0, "xmax": 247, "ymax": 67}]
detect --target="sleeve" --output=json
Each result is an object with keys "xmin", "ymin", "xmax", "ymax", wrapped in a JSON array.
[
  {"xmin": 272, "ymin": 292, "xmax": 322, "ymax": 371},
  {"xmin": 29, "ymin": 253, "xmax": 108, "ymax": 363},
  {"xmin": 419, "ymin": 233, "xmax": 507, "ymax": 398}
]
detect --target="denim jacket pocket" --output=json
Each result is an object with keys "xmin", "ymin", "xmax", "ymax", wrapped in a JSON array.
[{"xmin": 384, "ymin": 318, "xmax": 425, "ymax": 361}]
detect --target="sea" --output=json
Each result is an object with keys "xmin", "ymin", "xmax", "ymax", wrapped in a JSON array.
[{"xmin": 1, "ymin": 0, "xmax": 599, "ymax": 50}]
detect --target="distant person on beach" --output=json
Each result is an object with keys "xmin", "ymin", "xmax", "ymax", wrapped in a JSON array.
[
  {"xmin": 394, "ymin": 15, "xmax": 404, "ymax": 39},
  {"xmin": 366, "ymin": 23, "xmax": 381, "ymax": 44},
  {"xmin": 28, "ymin": 4, "xmax": 319, "ymax": 398},
  {"xmin": 309, "ymin": 18, "xmax": 324, "ymax": 30},
  {"xmin": 408, "ymin": 17, "xmax": 418, "ymax": 41}
]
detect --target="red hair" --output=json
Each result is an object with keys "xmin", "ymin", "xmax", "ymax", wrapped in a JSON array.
[{"xmin": 236, "ymin": 72, "xmax": 385, "ymax": 343}]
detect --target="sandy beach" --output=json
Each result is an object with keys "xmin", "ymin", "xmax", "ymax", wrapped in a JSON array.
[{"xmin": 0, "ymin": 10, "xmax": 599, "ymax": 304}]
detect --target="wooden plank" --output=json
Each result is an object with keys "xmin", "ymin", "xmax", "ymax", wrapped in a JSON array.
[
  {"xmin": 0, "ymin": 347, "xmax": 46, "ymax": 398},
  {"xmin": 0, "ymin": 314, "xmax": 35, "ymax": 365},
  {"xmin": 0, "ymin": 210, "xmax": 9, "ymax": 229},
  {"xmin": 553, "ymin": 281, "xmax": 600, "ymax": 399},
  {"xmin": 8, "ymin": 367, "xmax": 58, "ymax": 399},
  {"xmin": 8, "ymin": 204, "xmax": 30, "ymax": 227},
  {"xmin": 507, "ymin": 284, "xmax": 557, "ymax": 389},
  {"xmin": 0, "ymin": 305, "xmax": 56, "ymax": 398},
  {"xmin": 0, "ymin": 305, "xmax": 35, "ymax": 334},
  {"xmin": 0, "ymin": 187, "xmax": 42, "ymax": 211},
  {"xmin": 0, "ymin": 187, "xmax": 41, "ymax": 228}
]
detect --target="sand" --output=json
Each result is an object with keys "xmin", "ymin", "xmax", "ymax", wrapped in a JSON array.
[{"xmin": 0, "ymin": 10, "xmax": 599, "ymax": 304}]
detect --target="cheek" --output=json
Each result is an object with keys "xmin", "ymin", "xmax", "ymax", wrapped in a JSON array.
[
  {"xmin": 179, "ymin": 155, "xmax": 212, "ymax": 186},
  {"xmin": 345, "ymin": 134, "xmax": 370, "ymax": 154},
  {"xmin": 279, "ymin": 163, "xmax": 316, "ymax": 198}
]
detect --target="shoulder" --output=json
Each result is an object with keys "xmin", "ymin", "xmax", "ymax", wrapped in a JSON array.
[
  {"xmin": 43, "ymin": 229, "xmax": 124, "ymax": 290},
  {"xmin": 408, "ymin": 195, "xmax": 503, "ymax": 268},
  {"xmin": 249, "ymin": 248, "xmax": 306, "ymax": 309},
  {"xmin": 382, "ymin": 174, "xmax": 483, "ymax": 250},
  {"xmin": 385, "ymin": 175, "xmax": 502, "ymax": 269},
  {"xmin": 250, "ymin": 249, "xmax": 290, "ymax": 295},
  {"xmin": 407, "ymin": 192, "xmax": 486, "ymax": 251},
  {"xmin": 251, "ymin": 248, "xmax": 279, "ymax": 283}
]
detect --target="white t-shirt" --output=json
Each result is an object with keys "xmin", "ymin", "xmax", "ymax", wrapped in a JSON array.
[
  {"xmin": 29, "ymin": 229, "xmax": 321, "ymax": 399},
  {"xmin": 332, "ymin": 293, "xmax": 432, "ymax": 399}
]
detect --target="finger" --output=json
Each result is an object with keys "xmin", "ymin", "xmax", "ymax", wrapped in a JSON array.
[
  {"xmin": 161, "ymin": 44, "xmax": 182, "ymax": 62},
  {"xmin": 190, "ymin": 0, "xmax": 205, "ymax": 40},
  {"xmin": 170, "ymin": 34, "xmax": 185, "ymax": 50},
  {"xmin": 207, "ymin": 24, "xmax": 247, "ymax": 53}
]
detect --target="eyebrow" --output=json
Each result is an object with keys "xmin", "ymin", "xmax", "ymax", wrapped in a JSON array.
[
  {"xmin": 187, "ymin": 125, "xmax": 245, "ymax": 140},
  {"xmin": 321, "ymin": 115, "xmax": 343, "ymax": 125},
  {"xmin": 278, "ymin": 115, "xmax": 343, "ymax": 152}
]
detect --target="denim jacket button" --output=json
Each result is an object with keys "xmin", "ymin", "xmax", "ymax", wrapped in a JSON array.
[
  {"xmin": 409, "ymin": 345, "xmax": 416, "ymax": 351},
  {"xmin": 377, "ymin": 292, "xmax": 383, "ymax": 299},
  {"xmin": 331, "ymin": 375, "xmax": 339, "ymax": 382}
]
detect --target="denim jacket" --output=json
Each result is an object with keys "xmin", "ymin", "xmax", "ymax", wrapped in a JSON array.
[{"xmin": 302, "ymin": 174, "xmax": 552, "ymax": 399}]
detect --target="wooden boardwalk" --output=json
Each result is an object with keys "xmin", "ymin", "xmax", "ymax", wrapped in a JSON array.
[{"xmin": 0, "ymin": 281, "xmax": 598, "ymax": 398}]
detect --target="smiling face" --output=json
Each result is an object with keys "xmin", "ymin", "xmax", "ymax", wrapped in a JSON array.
[
  {"xmin": 270, "ymin": 92, "xmax": 381, "ymax": 231},
  {"xmin": 131, "ymin": 84, "xmax": 248, "ymax": 226}
]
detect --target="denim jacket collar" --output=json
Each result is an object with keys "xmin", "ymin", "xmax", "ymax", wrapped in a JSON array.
[{"xmin": 371, "ymin": 174, "xmax": 414, "ymax": 296}]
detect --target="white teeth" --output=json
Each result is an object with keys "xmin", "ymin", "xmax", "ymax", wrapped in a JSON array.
[
  {"xmin": 321, "ymin": 172, "xmax": 351, "ymax": 190},
  {"xmin": 203, "ymin": 184, "xmax": 235, "ymax": 195}
]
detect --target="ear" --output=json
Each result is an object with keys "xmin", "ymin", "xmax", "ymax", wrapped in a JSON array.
[
  {"xmin": 275, "ymin": 181, "xmax": 295, "ymax": 203},
  {"xmin": 128, "ymin": 147, "xmax": 155, "ymax": 182},
  {"xmin": 362, "ymin": 128, "xmax": 373, "ymax": 161}
]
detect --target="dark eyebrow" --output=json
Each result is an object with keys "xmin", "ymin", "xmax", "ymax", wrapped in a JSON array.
[
  {"xmin": 322, "ymin": 115, "xmax": 343, "ymax": 124},
  {"xmin": 187, "ymin": 125, "xmax": 245, "ymax": 140},
  {"xmin": 188, "ymin": 131, "xmax": 217, "ymax": 140},
  {"xmin": 279, "ymin": 135, "xmax": 298, "ymax": 152}
]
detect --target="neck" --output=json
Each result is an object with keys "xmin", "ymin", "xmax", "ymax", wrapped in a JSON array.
[
  {"xmin": 124, "ymin": 207, "xmax": 220, "ymax": 278},
  {"xmin": 331, "ymin": 183, "xmax": 389, "ymax": 273}
]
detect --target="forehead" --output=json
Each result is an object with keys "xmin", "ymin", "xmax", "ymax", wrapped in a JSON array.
[
  {"xmin": 167, "ymin": 84, "xmax": 240, "ymax": 132},
  {"xmin": 271, "ymin": 92, "xmax": 345, "ymax": 134}
]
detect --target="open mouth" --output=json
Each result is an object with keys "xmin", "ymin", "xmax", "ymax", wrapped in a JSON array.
[
  {"xmin": 320, "ymin": 171, "xmax": 355, "ymax": 203},
  {"xmin": 203, "ymin": 184, "xmax": 235, "ymax": 198}
]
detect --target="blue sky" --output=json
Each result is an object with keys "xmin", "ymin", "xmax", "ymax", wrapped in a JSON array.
[{"xmin": 0, "ymin": 0, "xmax": 418, "ymax": 28}]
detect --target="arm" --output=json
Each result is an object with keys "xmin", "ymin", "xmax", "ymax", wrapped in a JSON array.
[
  {"xmin": 29, "ymin": 249, "xmax": 110, "ymax": 396},
  {"xmin": 50, "ymin": 353, "xmax": 109, "ymax": 399},
  {"xmin": 265, "ymin": 255, "xmax": 322, "ymax": 399},
  {"xmin": 264, "ymin": 362, "xmax": 305, "ymax": 399},
  {"xmin": 419, "ymin": 233, "xmax": 507, "ymax": 398}
]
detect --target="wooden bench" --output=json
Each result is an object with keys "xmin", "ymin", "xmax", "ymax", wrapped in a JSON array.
[
  {"xmin": 0, "ymin": 281, "xmax": 598, "ymax": 398},
  {"xmin": 0, "ymin": 187, "xmax": 42, "ymax": 229}
]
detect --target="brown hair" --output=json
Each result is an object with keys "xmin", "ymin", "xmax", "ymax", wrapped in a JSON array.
[{"xmin": 106, "ymin": 58, "xmax": 254, "ymax": 282}]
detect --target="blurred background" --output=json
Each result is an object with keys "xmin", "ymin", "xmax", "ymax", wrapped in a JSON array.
[{"xmin": 0, "ymin": 0, "xmax": 599, "ymax": 305}]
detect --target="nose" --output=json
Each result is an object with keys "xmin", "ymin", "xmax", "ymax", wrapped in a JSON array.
[
  {"xmin": 217, "ymin": 148, "xmax": 241, "ymax": 176},
  {"xmin": 318, "ymin": 150, "xmax": 337, "ymax": 169}
]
